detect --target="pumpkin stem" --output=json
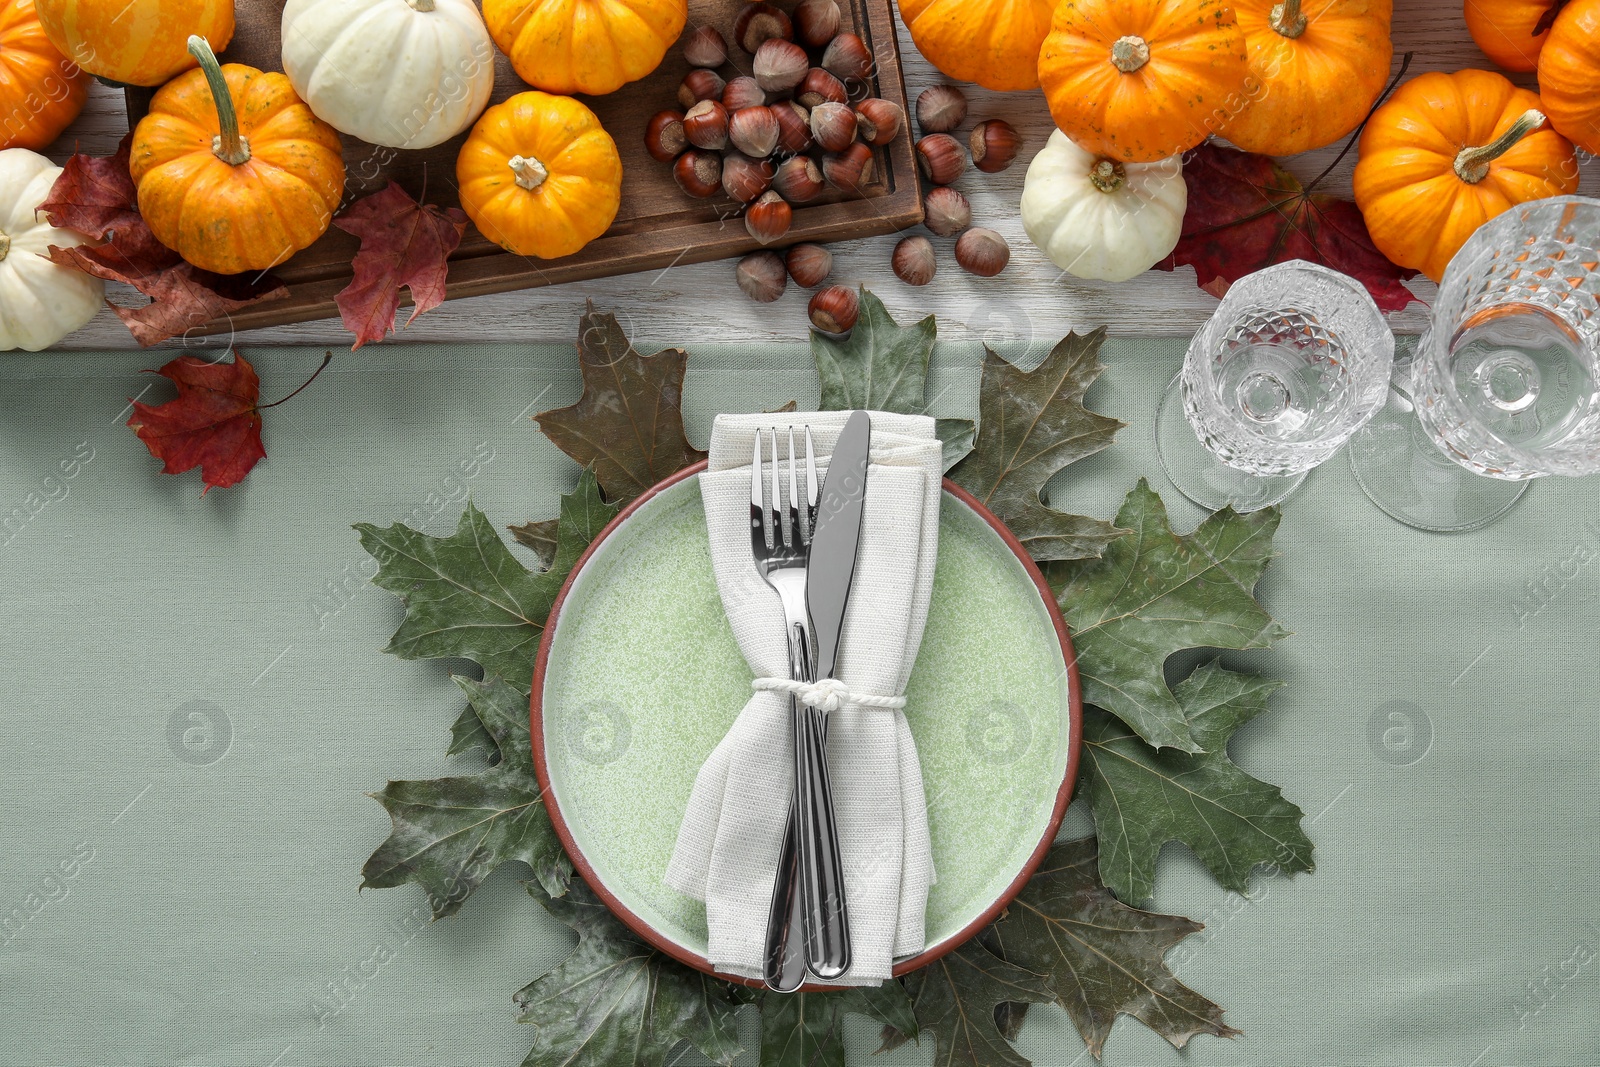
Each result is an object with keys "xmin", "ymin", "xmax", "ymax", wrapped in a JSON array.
[
  {"xmin": 187, "ymin": 35, "xmax": 251, "ymax": 167},
  {"xmin": 1089, "ymin": 159, "xmax": 1126, "ymax": 193},
  {"xmin": 406, "ymin": 0, "xmax": 436, "ymax": 10},
  {"xmin": 1454, "ymin": 109, "xmax": 1546, "ymax": 184},
  {"xmin": 509, "ymin": 154, "xmax": 549, "ymax": 191},
  {"xmin": 1270, "ymin": 0, "xmax": 1307, "ymax": 38},
  {"xmin": 1110, "ymin": 35, "xmax": 1150, "ymax": 74},
  {"xmin": 0, "ymin": 231, "xmax": 9, "ymax": 263}
]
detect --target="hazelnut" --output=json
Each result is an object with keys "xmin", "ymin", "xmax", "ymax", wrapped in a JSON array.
[
  {"xmin": 853, "ymin": 98, "xmax": 903, "ymax": 146},
  {"xmin": 821, "ymin": 32, "xmax": 872, "ymax": 83},
  {"xmin": 916, "ymin": 84, "xmax": 967, "ymax": 133},
  {"xmin": 745, "ymin": 190, "xmax": 793, "ymax": 245},
  {"xmin": 722, "ymin": 76, "xmax": 768, "ymax": 112},
  {"xmin": 916, "ymin": 132, "xmax": 966, "ymax": 185},
  {"xmin": 970, "ymin": 119, "xmax": 1021, "ymax": 173},
  {"xmin": 673, "ymin": 150, "xmax": 723, "ymax": 198},
  {"xmin": 736, "ymin": 251, "xmax": 787, "ymax": 303},
  {"xmin": 772, "ymin": 155, "xmax": 825, "ymax": 203},
  {"xmin": 955, "ymin": 227, "xmax": 1009, "ymax": 277},
  {"xmin": 683, "ymin": 99, "xmax": 729, "ymax": 150},
  {"xmin": 773, "ymin": 101, "xmax": 814, "ymax": 154},
  {"xmin": 923, "ymin": 185, "xmax": 971, "ymax": 237},
  {"xmin": 643, "ymin": 110, "xmax": 686, "ymax": 162},
  {"xmin": 682, "ymin": 25, "xmax": 727, "ymax": 69},
  {"xmin": 823, "ymin": 142, "xmax": 874, "ymax": 195},
  {"xmin": 734, "ymin": 2, "xmax": 792, "ymax": 53},
  {"xmin": 797, "ymin": 68, "xmax": 846, "ymax": 109},
  {"xmin": 722, "ymin": 152, "xmax": 775, "ymax": 204},
  {"xmin": 810, "ymin": 101, "xmax": 857, "ymax": 153},
  {"xmin": 785, "ymin": 243, "xmax": 833, "ymax": 288},
  {"xmin": 678, "ymin": 68, "xmax": 726, "ymax": 110},
  {"xmin": 892, "ymin": 235, "xmax": 937, "ymax": 286},
  {"xmin": 809, "ymin": 285, "xmax": 860, "ymax": 337},
  {"xmin": 729, "ymin": 105, "xmax": 781, "ymax": 158},
  {"xmin": 754, "ymin": 38, "xmax": 809, "ymax": 94},
  {"xmin": 793, "ymin": 0, "xmax": 841, "ymax": 47}
]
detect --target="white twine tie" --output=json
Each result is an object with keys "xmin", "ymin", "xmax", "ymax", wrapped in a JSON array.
[{"xmin": 751, "ymin": 676, "xmax": 907, "ymax": 714}]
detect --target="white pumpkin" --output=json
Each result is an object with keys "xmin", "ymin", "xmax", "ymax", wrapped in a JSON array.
[
  {"xmin": 0, "ymin": 149, "xmax": 103, "ymax": 352},
  {"xmin": 1020, "ymin": 130, "xmax": 1187, "ymax": 283},
  {"xmin": 281, "ymin": 0, "xmax": 496, "ymax": 150}
]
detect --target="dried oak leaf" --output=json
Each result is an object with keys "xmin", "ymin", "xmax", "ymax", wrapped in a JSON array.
[
  {"xmin": 986, "ymin": 835, "xmax": 1239, "ymax": 1060},
  {"xmin": 536, "ymin": 303, "xmax": 708, "ymax": 505},
  {"xmin": 947, "ymin": 328, "xmax": 1127, "ymax": 561},
  {"xmin": 879, "ymin": 941, "xmax": 1054, "ymax": 1067},
  {"xmin": 333, "ymin": 181, "xmax": 468, "ymax": 350},
  {"xmin": 126, "ymin": 351, "xmax": 267, "ymax": 494},
  {"xmin": 38, "ymin": 134, "xmax": 288, "ymax": 346},
  {"xmin": 1156, "ymin": 141, "xmax": 1420, "ymax": 314}
]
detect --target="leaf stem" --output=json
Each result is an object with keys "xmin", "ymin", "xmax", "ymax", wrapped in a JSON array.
[
  {"xmin": 187, "ymin": 36, "xmax": 250, "ymax": 167},
  {"xmin": 1306, "ymin": 51, "xmax": 1413, "ymax": 192},
  {"xmin": 259, "ymin": 351, "xmax": 333, "ymax": 409}
]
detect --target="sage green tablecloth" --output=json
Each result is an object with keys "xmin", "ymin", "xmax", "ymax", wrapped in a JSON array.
[{"xmin": 1, "ymin": 336, "xmax": 1596, "ymax": 1067}]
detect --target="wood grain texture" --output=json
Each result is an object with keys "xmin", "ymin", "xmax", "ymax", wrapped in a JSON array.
[{"xmin": 34, "ymin": 0, "xmax": 1600, "ymax": 349}]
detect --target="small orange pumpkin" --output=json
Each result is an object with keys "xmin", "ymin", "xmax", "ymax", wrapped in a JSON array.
[
  {"xmin": 0, "ymin": 0, "xmax": 87, "ymax": 150},
  {"xmin": 1224, "ymin": 0, "xmax": 1394, "ymax": 155},
  {"xmin": 130, "ymin": 36, "xmax": 344, "ymax": 275},
  {"xmin": 896, "ymin": 0, "xmax": 1057, "ymax": 92},
  {"xmin": 1353, "ymin": 69, "xmax": 1578, "ymax": 282},
  {"xmin": 1038, "ymin": 0, "xmax": 1250, "ymax": 164},
  {"xmin": 1537, "ymin": 0, "xmax": 1600, "ymax": 153},
  {"xmin": 1464, "ymin": 0, "xmax": 1565, "ymax": 72},
  {"xmin": 457, "ymin": 90, "xmax": 622, "ymax": 260},
  {"xmin": 34, "ymin": 0, "xmax": 233, "ymax": 86},
  {"xmin": 481, "ymin": 0, "xmax": 685, "ymax": 97}
]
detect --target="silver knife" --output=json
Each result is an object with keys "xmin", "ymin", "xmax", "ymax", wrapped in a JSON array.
[{"xmin": 796, "ymin": 410, "xmax": 870, "ymax": 979}]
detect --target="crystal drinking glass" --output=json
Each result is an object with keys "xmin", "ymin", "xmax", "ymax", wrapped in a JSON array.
[
  {"xmin": 1349, "ymin": 196, "xmax": 1600, "ymax": 532},
  {"xmin": 1155, "ymin": 260, "xmax": 1396, "ymax": 511}
]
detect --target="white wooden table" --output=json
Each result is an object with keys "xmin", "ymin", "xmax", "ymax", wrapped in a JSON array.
[{"xmin": 42, "ymin": 0, "xmax": 1600, "ymax": 350}]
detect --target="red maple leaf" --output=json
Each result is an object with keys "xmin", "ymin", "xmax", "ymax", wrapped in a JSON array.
[
  {"xmin": 1156, "ymin": 141, "xmax": 1421, "ymax": 314},
  {"xmin": 333, "ymin": 182, "xmax": 468, "ymax": 349},
  {"xmin": 37, "ymin": 135, "xmax": 289, "ymax": 346},
  {"xmin": 127, "ymin": 350, "xmax": 330, "ymax": 494}
]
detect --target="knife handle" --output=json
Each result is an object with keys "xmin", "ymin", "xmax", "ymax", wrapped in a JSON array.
[{"xmin": 796, "ymin": 702, "xmax": 851, "ymax": 980}]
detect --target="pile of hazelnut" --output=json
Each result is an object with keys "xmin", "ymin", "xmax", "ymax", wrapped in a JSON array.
[{"xmin": 892, "ymin": 84, "xmax": 1021, "ymax": 290}]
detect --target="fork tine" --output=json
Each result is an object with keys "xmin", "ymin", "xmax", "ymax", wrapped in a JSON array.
[
  {"xmin": 752, "ymin": 431, "xmax": 771, "ymax": 552},
  {"xmin": 803, "ymin": 426, "xmax": 818, "ymax": 543},
  {"xmin": 770, "ymin": 429, "xmax": 787, "ymax": 548},
  {"xmin": 787, "ymin": 427, "xmax": 802, "ymax": 546}
]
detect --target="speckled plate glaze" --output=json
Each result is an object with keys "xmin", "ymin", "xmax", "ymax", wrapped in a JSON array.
[{"xmin": 531, "ymin": 463, "xmax": 1080, "ymax": 985}]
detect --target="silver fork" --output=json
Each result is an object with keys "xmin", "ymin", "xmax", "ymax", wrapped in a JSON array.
[{"xmin": 749, "ymin": 427, "xmax": 846, "ymax": 990}]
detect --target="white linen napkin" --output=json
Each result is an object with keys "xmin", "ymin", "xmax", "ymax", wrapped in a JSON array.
[{"xmin": 666, "ymin": 410, "xmax": 942, "ymax": 985}]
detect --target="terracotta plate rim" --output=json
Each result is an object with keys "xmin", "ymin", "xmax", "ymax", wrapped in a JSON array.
[{"xmin": 529, "ymin": 459, "xmax": 1082, "ymax": 989}]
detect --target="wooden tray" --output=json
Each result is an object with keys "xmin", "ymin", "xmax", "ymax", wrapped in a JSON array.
[{"xmin": 123, "ymin": 0, "xmax": 923, "ymax": 335}]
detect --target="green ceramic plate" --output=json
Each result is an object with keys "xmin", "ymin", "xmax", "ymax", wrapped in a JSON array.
[{"xmin": 531, "ymin": 464, "xmax": 1080, "ymax": 981}]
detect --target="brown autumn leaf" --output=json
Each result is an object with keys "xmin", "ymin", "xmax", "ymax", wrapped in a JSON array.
[
  {"xmin": 333, "ymin": 181, "xmax": 468, "ymax": 350},
  {"xmin": 38, "ymin": 134, "xmax": 288, "ymax": 346},
  {"xmin": 535, "ymin": 303, "xmax": 707, "ymax": 504}
]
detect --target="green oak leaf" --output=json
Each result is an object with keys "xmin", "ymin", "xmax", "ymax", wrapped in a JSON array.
[
  {"xmin": 516, "ymin": 878, "xmax": 744, "ymax": 1067},
  {"xmin": 1082, "ymin": 662, "xmax": 1314, "ymax": 903},
  {"xmin": 446, "ymin": 700, "xmax": 496, "ymax": 761},
  {"xmin": 1049, "ymin": 480, "xmax": 1289, "ymax": 752},
  {"xmin": 759, "ymin": 983, "xmax": 919, "ymax": 1067},
  {"xmin": 362, "ymin": 674, "xmax": 569, "ymax": 916},
  {"xmin": 535, "ymin": 303, "xmax": 707, "ymax": 505},
  {"xmin": 811, "ymin": 287, "xmax": 976, "ymax": 471},
  {"xmin": 948, "ymin": 329, "xmax": 1126, "ymax": 561},
  {"xmin": 355, "ymin": 469, "xmax": 618, "ymax": 693},
  {"xmin": 879, "ymin": 941, "xmax": 1054, "ymax": 1067},
  {"xmin": 987, "ymin": 836, "xmax": 1238, "ymax": 1060}
]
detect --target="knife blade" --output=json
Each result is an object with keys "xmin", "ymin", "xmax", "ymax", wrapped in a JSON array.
[{"xmin": 808, "ymin": 410, "xmax": 871, "ymax": 682}]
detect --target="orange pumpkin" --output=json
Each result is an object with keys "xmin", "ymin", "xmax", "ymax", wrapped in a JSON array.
[
  {"xmin": 1537, "ymin": 0, "xmax": 1600, "ymax": 153},
  {"xmin": 33, "ymin": 0, "xmax": 233, "ymax": 86},
  {"xmin": 0, "ymin": 0, "xmax": 87, "ymax": 150},
  {"xmin": 1464, "ymin": 0, "xmax": 1564, "ymax": 72},
  {"xmin": 457, "ymin": 90, "xmax": 622, "ymax": 259},
  {"xmin": 1038, "ymin": 0, "xmax": 1250, "ymax": 164},
  {"xmin": 481, "ymin": 0, "xmax": 685, "ymax": 96},
  {"xmin": 129, "ymin": 36, "xmax": 344, "ymax": 275},
  {"xmin": 1224, "ymin": 0, "xmax": 1393, "ymax": 155},
  {"xmin": 896, "ymin": 0, "xmax": 1057, "ymax": 92},
  {"xmin": 1353, "ymin": 69, "xmax": 1578, "ymax": 282}
]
